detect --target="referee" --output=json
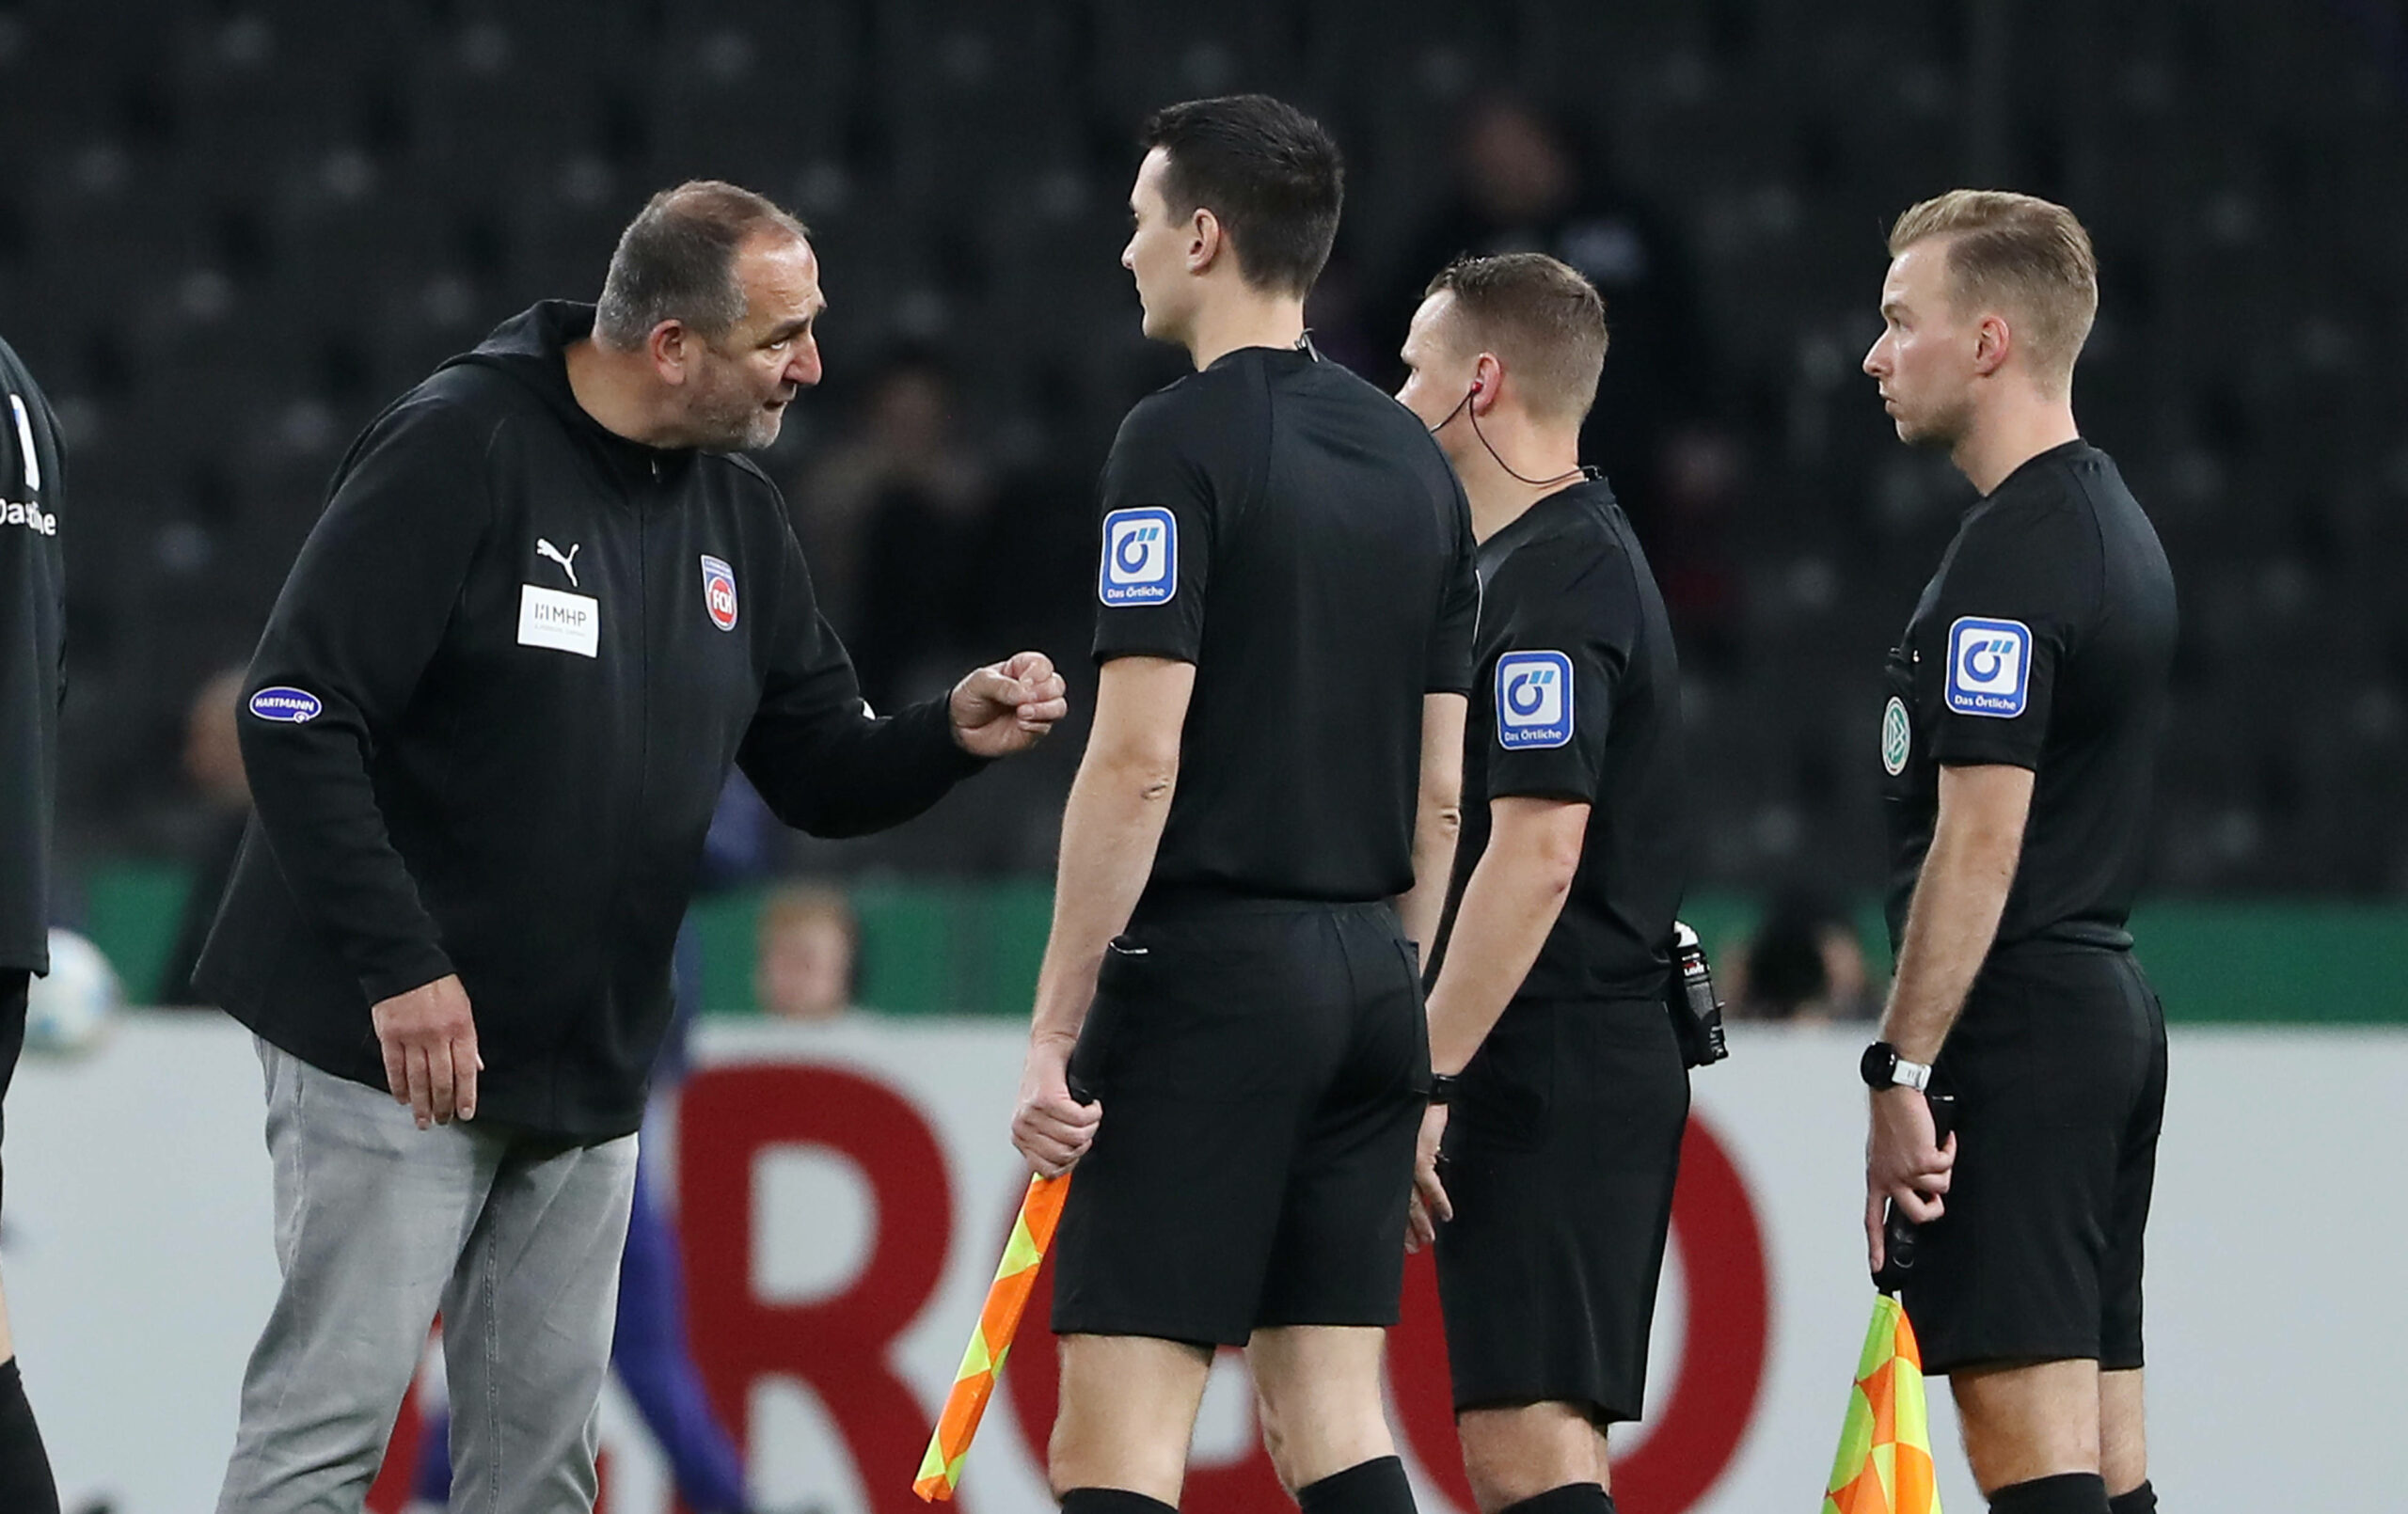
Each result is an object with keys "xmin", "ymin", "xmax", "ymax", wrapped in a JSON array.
[
  {"xmin": 1860, "ymin": 191, "xmax": 2176, "ymax": 1514},
  {"xmin": 1395, "ymin": 254, "xmax": 1688, "ymax": 1514},
  {"xmin": 197, "ymin": 181, "xmax": 1066, "ymax": 1513},
  {"xmin": 1011, "ymin": 96, "xmax": 1478, "ymax": 1514},
  {"xmin": 0, "ymin": 330, "xmax": 64, "ymax": 1514}
]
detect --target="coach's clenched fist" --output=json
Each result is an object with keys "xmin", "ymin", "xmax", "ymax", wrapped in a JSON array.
[
  {"xmin": 372, "ymin": 974, "xmax": 482, "ymax": 1128},
  {"xmin": 951, "ymin": 652, "xmax": 1070, "ymax": 758}
]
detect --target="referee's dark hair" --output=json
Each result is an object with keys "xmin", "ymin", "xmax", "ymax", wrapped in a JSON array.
[
  {"xmin": 595, "ymin": 180, "xmax": 811, "ymax": 351},
  {"xmin": 1425, "ymin": 252, "xmax": 1608, "ymax": 423},
  {"xmin": 1139, "ymin": 95, "xmax": 1344, "ymax": 296}
]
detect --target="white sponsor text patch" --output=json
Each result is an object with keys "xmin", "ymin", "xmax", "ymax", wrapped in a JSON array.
[{"xmin": 517, "ymin": 584, "xmax": 600, "ymax": 658}]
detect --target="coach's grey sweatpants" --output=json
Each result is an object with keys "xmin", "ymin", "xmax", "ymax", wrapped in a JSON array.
[{"xmin": 215, "ymin": 1038, "xmax": 639, "ymax": 1514}]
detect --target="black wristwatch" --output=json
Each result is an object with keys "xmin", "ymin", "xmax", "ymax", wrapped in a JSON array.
[
  {"xmin": 1860, "ymin": 1040, "xmax": 1934, "ymax": 1093},
  {"xmin": 1428, "ymin": 1073, "xmax": 1461, "ymax": 1106}
]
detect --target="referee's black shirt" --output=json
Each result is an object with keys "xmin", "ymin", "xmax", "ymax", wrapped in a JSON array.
[
  {"xmin": 1882, "ymin": 439, "xmax": 2177, "ymax": 954},
  {"xmin": 198, "ymin": 303, "xmax": 986, "ymax": 1138},
  {"xmin": 0, "ymin": 334, "xmax": 64, "ymax": 977},
  {"xmin": 1092, "ymin": 343, "xmax": 1478, "ymax": 905},
  {"xmin": 1428, "ymin": 478, "xmax": 1686, "ymax": 1001}
]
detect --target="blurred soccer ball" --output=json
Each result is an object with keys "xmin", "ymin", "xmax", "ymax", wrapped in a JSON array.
[{"xmin": 25, "ymin": 928, "xmax": 121, "ymax": 1054}]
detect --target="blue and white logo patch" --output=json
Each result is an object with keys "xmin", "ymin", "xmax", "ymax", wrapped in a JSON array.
[
  {"xmin": 1945, "ymin": 617, "xmax": 2032, "ymax": 718},
  {"xmin": 1099, "ymin": 507, "xmax": 1177, "ymax": 607},
  {"xmin": 247, "ymin": 686, "xmax": 323, "ymax": 724},
  {"xmin": 1496, "ymin": 651, "xmax": 1574, "ymax": 750}
]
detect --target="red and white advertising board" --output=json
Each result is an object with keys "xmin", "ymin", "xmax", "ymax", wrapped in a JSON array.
[{"xmin": 6, "ymin": 1016, "xmax": 2402, "ymax": 1511}]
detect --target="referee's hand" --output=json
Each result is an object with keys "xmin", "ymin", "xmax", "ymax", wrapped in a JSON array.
[
  {"xmin": 372, "ymin": 974, "xmax": 482, "ymax": 1130},
  {"xmin": 1863, "ymin": 1087, "xmax": 1955, "ymax": 1272},
  {"xmin": 1012, "ymin": 1039, "xmax": 1100, "ymax": 1177},
  {"xmin": 1405, "ymin": 1103, "xmax": 1451, "ymax": 1253}
]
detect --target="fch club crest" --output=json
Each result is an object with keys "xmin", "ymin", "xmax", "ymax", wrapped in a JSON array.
[{"xmin": 701, "ymin": 554, "xmax": 738, "ymax": 631}]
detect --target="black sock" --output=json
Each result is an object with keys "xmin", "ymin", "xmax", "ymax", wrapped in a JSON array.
[
  {"xmin": 1059, "ymin": 1490, "xmax": 1177, "ymax": 1514},
  {"xmin": 0, "ymin": 1360, "xmax": 60, "ymax": 1514},
  {"xmin": 1989, "ymin": 1472, "xmax": 2109, "ymax": 1514},
  {"xmin": 1297, "ymin": 1455, "xmax": 1416, "ymax": 1514},
  {"xmin": 2107, "ymin": 1480, "xmax": 2157, "ymax": 1514},
  {"xmin": 1498, "ymin": 1483, "xmax": 1613, "ymax": 1514}
]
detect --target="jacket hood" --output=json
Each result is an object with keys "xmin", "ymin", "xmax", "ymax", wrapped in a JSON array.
[{"xmin": 445, "ymin": 301, "xmax": 696, "ymax": 481}]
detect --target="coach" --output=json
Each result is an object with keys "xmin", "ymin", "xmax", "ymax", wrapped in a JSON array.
[
  {"xmin": 196, "ymin": 181, "xmax": 1066, "ymax": 1514},
  {"xmin": 1860, "ymin": 191, "xmax": 2176, "ymax": 1514}
]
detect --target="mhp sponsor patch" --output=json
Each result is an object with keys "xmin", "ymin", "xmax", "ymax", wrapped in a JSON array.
[
  {"xmin": 247, "ymin": 686, "xmax": 323, "ymax": 724},
  {"xmin": 1496, "ymin": 650, "xmax": 1574, "ymax": 749},
  {"xmin": 1945, "ymin": 616, "xmax": 2031, "ymax": 718},
  {"xmin": 1099, "ymin": 507, "xmax": 1176, "ymax": 607}
]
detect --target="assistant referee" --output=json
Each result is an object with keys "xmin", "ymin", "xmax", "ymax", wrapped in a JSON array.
[
  {"xmin": 1011, "ymin": 96, "xmax": 1478, "ymax": 1514},
  {"xmin": 0, "ymin": 329, "xmax": 65, "ymax": 1514},
  {"xmin": 1860, "ymin": 191, "xmax": 2177, "ymax": 1514},
  {"xmin": 1395, "ymin": 254, "xmax": 1688, "ymax": 1514}
]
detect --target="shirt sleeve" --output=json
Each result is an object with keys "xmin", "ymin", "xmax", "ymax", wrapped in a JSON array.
[
  {"xmin": 1426, "ymin": 483, "xmax": 1480, "ymax": 695},
  {"xmin": 1090, "ymin": 390, "xmax": 1216, "ymax": 666},
  {"xmin": 1919, "ymin": 505, "xmax": 2090, "ymax": 771},
  {"xmin": 0, "ymin": 363, "xmax": 65, "ymax": 971},
  {"xmin": 737, "ymin": 523, "xmax": 987, "ymax": 838},
  {"xmin": 1482, "ymin": 534, "xmax": 1640, "ymax": 805},
  {"xmin": 237, "ymin": 395, "xmax": 495, "ymax": 1004}
]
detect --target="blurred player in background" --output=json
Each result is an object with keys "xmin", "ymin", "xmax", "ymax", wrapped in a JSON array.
[
  {"xmin": 755, "ymin": 882, "xmax": 860, "ymax": 1021},
  {"xmin": 1394, "ymin": 253, "xmax": 1688, "ymax": 1514},
  {"xmin": 1012, "ymin": 95, "xmax": 1478, "ymax": 1514},
  {"xmin": 195, "ymin": 181, "xmax": 1066, "ymax": 1514},
  {"xmin": 1860, "ymin": 191, "xmax": 2177, "ymax": 1514},
  {"xmin": 0, "ymin": 328, "xmax": 66, "ymax": 1514}
]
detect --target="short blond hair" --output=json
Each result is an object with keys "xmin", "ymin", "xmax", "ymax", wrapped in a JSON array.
[
  {"xmin": 1425, "ymin": 253, "xmax": 1608, "ymax": 424},
  {"xmin": 1889, "ymin": 189, "xmax": 2098, "ymax": 393},
  {"xmin": 758, "ymin": 882, "xmax": 856, "ymax": 949}
]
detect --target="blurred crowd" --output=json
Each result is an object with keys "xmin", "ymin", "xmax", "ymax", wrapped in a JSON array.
[{"xmin": 3, "ymin": 0, "xmax": 2400, "ymax": 910}]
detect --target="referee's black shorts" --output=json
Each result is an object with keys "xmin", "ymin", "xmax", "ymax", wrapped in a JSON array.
[
  {"xmin": 1434, "ymin": 996, "xmax": 1689, "ymax": 1423},
  {"xmin": 1908, "ymin": 942, "xmax": 2168, "ymax": 1377},
  {"xmin": 0, "ymin": 969, "xmax": 27, "ymax": 1213},
  {"xmin": 1050, "ymin": 895, "xmax": 1429, "ymax": 1348}
]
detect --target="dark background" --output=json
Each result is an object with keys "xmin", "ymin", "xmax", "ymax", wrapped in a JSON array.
[{"xmin": 4, "ymin": 0, "xmax": 2403, "ymax": 908}]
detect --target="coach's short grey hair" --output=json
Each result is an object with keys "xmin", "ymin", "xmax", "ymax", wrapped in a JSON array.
[{"xmin": 594, "ymin": 181, "xmax": 810, "ymax": 351}]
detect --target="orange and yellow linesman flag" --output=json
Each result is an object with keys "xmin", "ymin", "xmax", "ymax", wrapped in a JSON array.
[
  {"xmin": 913, "ymin": 1173, "xmax": 1070, "ymax": 1502},
  {"xmin": 1823, "ymin": 1293, "xmax": 1941, "ymax": 1514}
]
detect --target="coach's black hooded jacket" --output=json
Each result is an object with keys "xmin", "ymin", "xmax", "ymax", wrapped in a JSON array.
[{"xmin": 197, "ymin": 302, "xmax": 985, "ymax": 1138}]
